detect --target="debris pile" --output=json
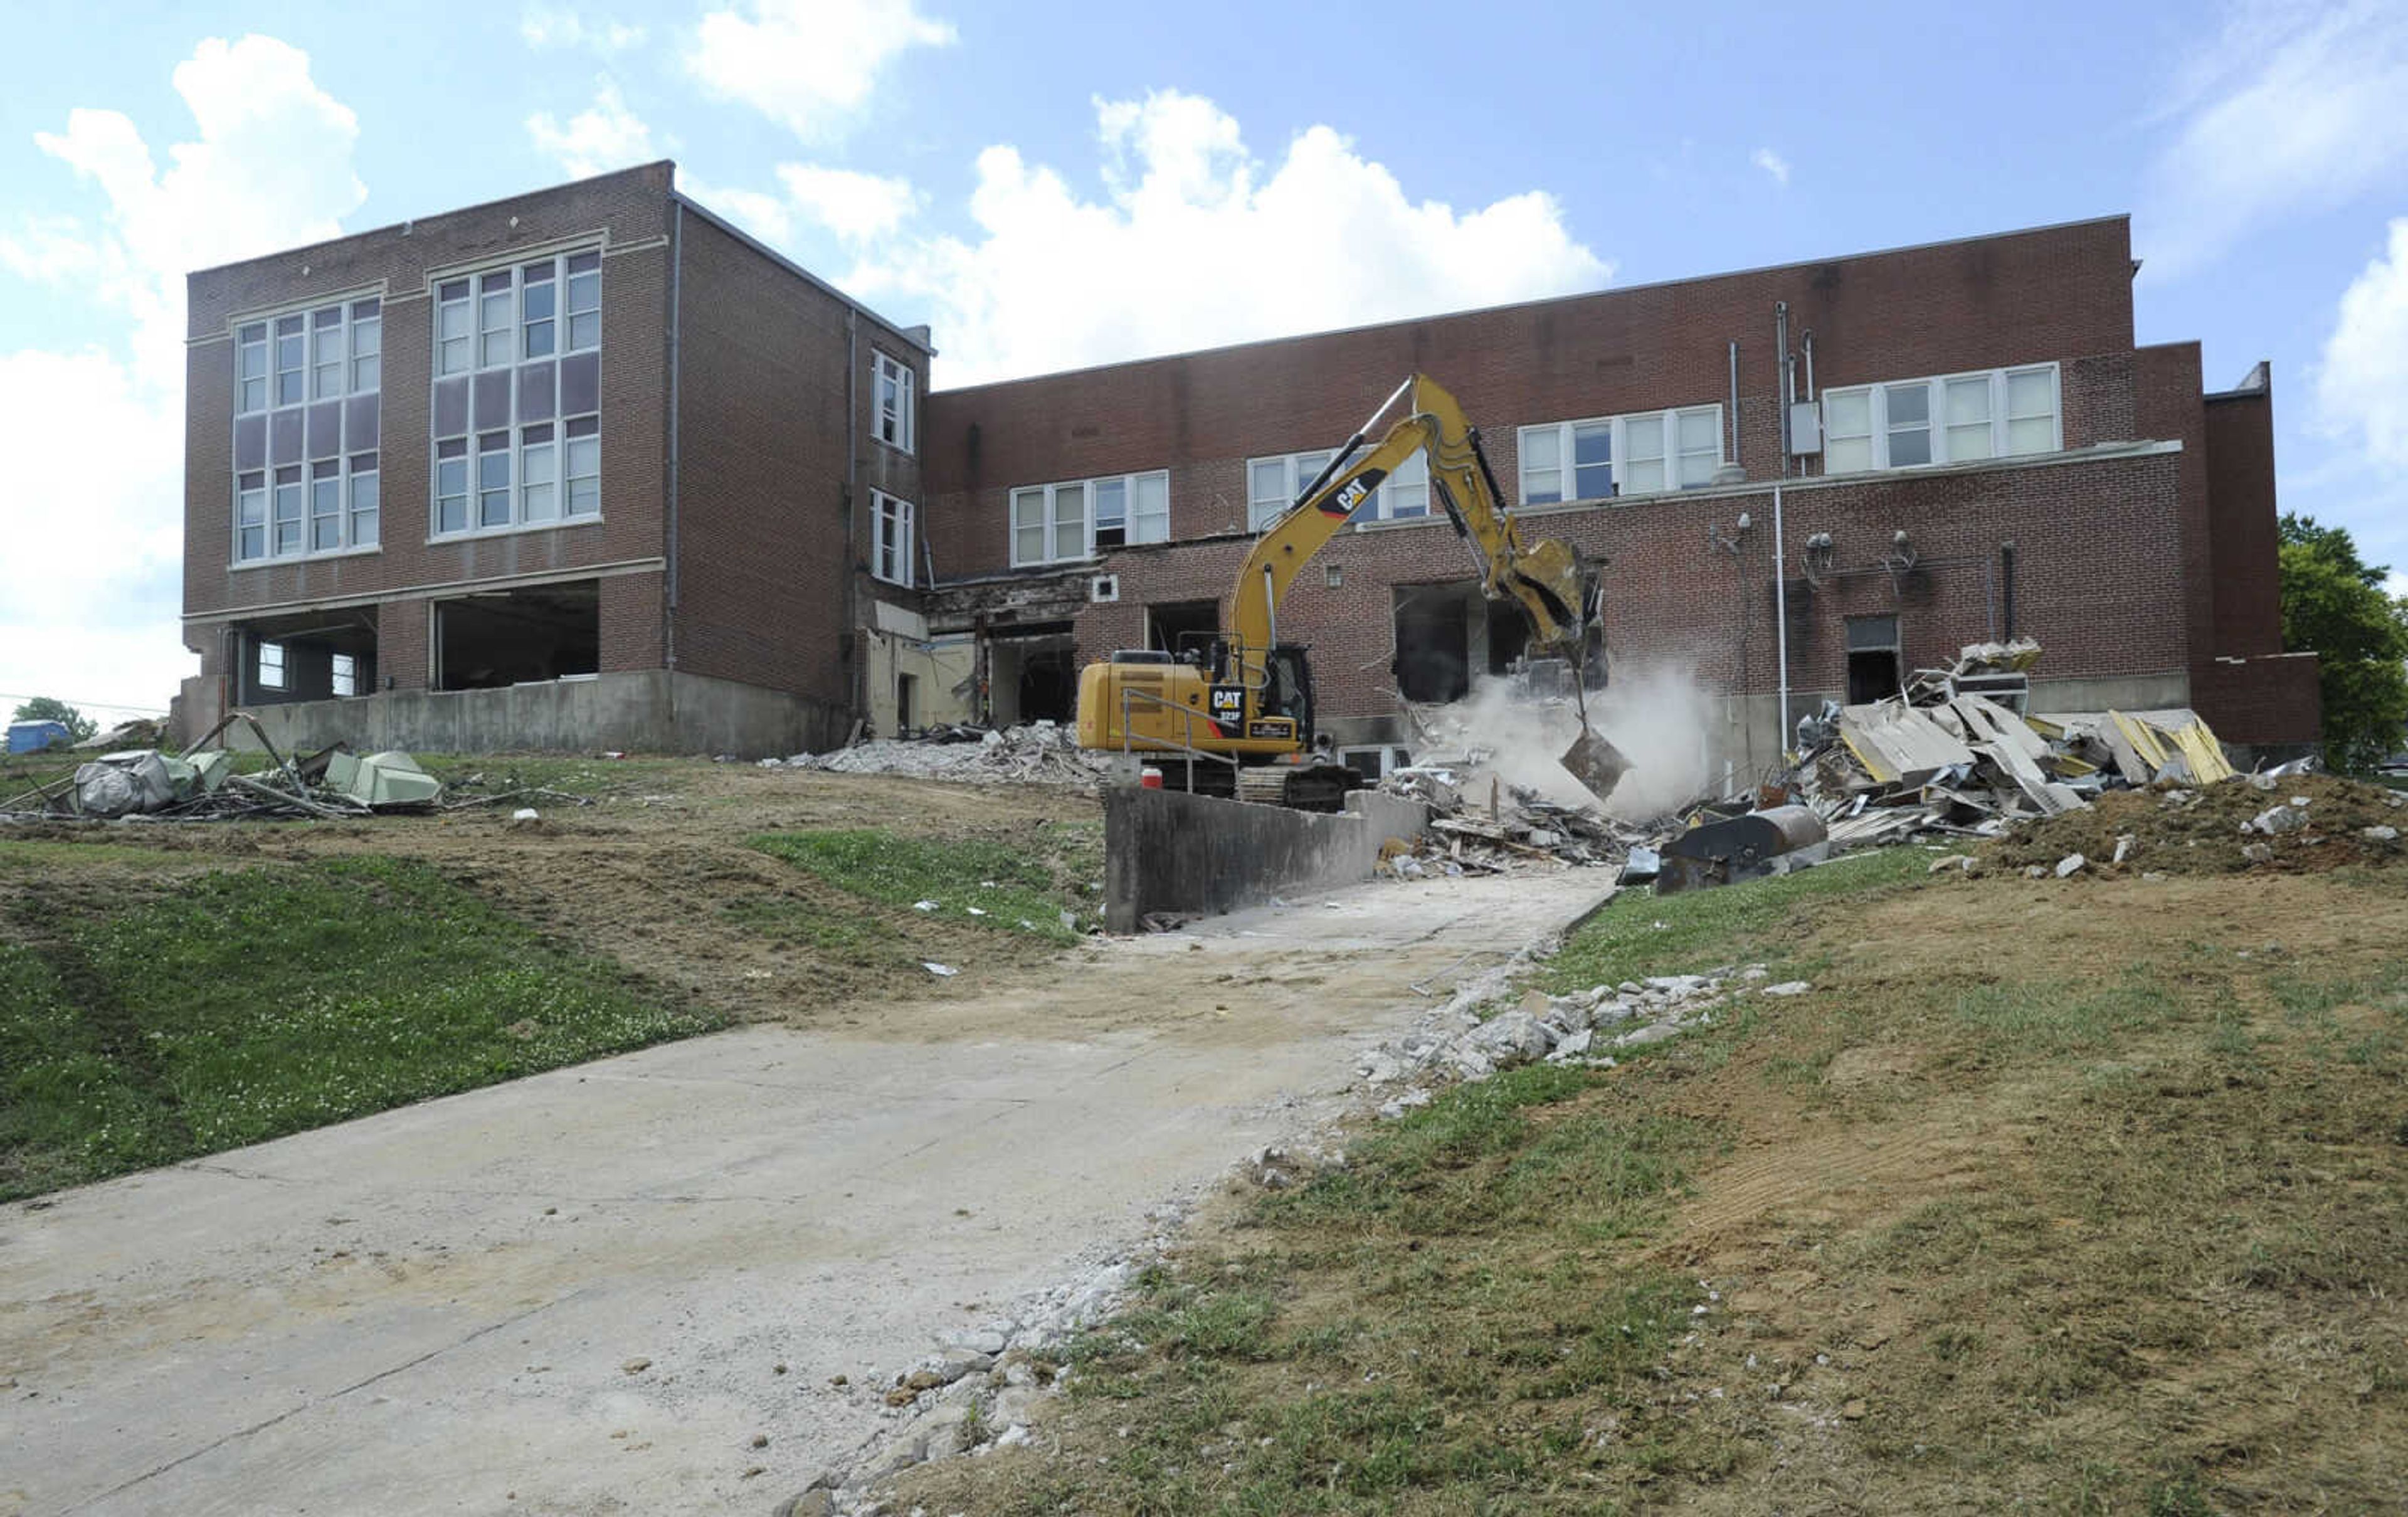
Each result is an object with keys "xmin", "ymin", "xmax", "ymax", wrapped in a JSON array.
[
  {"xmin": 0, "ymin": 713, "xmax": 447, "ymax": 822},
  {"xmin": 1781, "ymin": 642, "xmax": 2243, "ymax": 850},
  {"xmin": 766, "ymin": 721, "xmax": 1117, "ymax": 789},
  {"xmin": 1376, "ymin": 766, "xmax": 1658, "ymax": 873},
  {"xmin": 1985, "ymin": 771, "xmax": 2404, "ymax": 878}
]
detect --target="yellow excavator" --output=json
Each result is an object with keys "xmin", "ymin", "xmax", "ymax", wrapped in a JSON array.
[{"xmin": 1075, "ymin": 373, "xmax": 1615, "ymax": 808}]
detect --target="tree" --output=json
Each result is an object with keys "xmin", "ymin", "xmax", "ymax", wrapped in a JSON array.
[
  {"xmin": 2279, "ymin": 513, "xmax": 2408, "ymax": 772},
  {"xmin": 9, "ymin": 696, "xmax": 96, "ymax": 745}
]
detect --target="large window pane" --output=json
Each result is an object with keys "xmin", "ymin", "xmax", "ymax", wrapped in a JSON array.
[
  {"xmin": 522, "ymin": 432, "xmax": 557, "ymax": 522},
  {"xmin": 436, "ymin": 440, "xmax": 468, "ymax": 534},
  {"xmin": 1944, "ymin": 376, "xmax": 1992, "ymax": 461},
  {"xmin": 310, "ymin": 460, "xmax": 341, "ymax": 550},
  {"xmin": 1884, "ymin": 383, "xmax": 1931, "ymax": 467},
  {"xmin": 433, "ymin": 376, "xmax": 470, "ymax": 438},
  {"xmin": 1052, "ymin": 482, "xmax": 1086, "ymax": 561},
  {"xmin": 270, "ymin": 409, "xmax": 304, "ymax": 465},
  {"xmin": 307, "ymin": 400, "xmax": 341, "ymax": 460},
  {"xmin": 1569, "ymin": 422, "xmax": 1612, "ymax": 499},
  {"xmin": 2005, "ymin": 367, "xmax": 2056, "ymax": 455},
  {"xmin": 345, "ymin": 394, "xmax": 379, "ymax": 451},
  {"xmin": 273, "ymin": 467, "xmax": 303, "ymax": 554},
  {"xmin": 1623, "ymin": 415, "xmax": 1666, "ymax": 493},
  {"xmin": 565, "ymin": 418, "xmax": 599, "ymax": 515},
  {"xmin": 235, "ymin": 414, "xmax": 267, "ymax": 471},
  {"xmin": 560, "ymin": 352, "xmax": 599, "ymax": 416},
  {"xmin": 1132, "ymin": 471, "xmax": 1170, "ymax": 541},
  {"xmin": 478, "ymin": 434, "xmax": 511, "ymax": 527},
  {"xmin": 1383, "ymin": 450, "xmax": 1428, "ymax": 518},
  {"xmin": 473, "ymin": 370, "xmax": 510, "ymax": 430},
  {"xmin": 349, "ymin": 454, "xmax": 378, "ymax": 547}
]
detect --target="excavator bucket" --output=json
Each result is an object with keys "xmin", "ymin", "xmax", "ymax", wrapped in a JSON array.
[{"xmin": 1558, "ymin": 725, "xmax": 1629, "ymax": 804}]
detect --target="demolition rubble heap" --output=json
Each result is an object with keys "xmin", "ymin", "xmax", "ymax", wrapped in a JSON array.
[
  {"xmin": 764, "ymin": 721, "xmax": 1117, "ymax": 789},
  {"xmin": 0, "ymin": 713, "xmax": 448, "ymax": 823}
]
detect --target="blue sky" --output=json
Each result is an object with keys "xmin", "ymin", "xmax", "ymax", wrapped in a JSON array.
[{"xmin": 4, "ymin": 0, "xmax": 2405, "ymax": 715}]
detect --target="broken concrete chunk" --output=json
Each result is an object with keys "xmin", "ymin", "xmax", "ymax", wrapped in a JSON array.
[
  {"xmin": 1761, "ymin": 981, "xmax": 1811, "ymax": 997},
  {"xmin": 2111, "ymin": 834, "xmax": 2135, "ymax": 865},
  {"xmin": 1614, "ymin": 1022, "xmax": 1685, "ymax": 1049},
  {"xmin": 1464, "ymin": 1010, "xmax": 1552, "ymax": 1067},
  {"xmin": 2055, "ymin": 853, "xmax": 2087, "ymax": 877},
  {"xmin": 2247, "ymin": 805, "xmax": 2308, "ymax": 835},
  {"xmin": 2363, "ymin": 825, "xmax": 2400, "ymax": 843}
]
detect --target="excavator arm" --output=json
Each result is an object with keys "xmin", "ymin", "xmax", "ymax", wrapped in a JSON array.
[{"xmin": 1230, "ymin": 373, "xmax": 1590, "ymax": 669}]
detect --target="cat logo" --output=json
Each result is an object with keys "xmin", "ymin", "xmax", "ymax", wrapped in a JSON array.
[
  {"xmin": 1208, "ymin": 685, "xmax": 1246, "ymax": 724},
  {"xmin": 1317, "ymin": 467, "xmax": 1388, "ymax": 517}
]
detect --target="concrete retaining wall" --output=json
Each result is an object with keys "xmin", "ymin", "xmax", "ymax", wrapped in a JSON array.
[
  {"xmin": 219, "ymin": 670, "xmax": 848, "ymax": 758},
  {"xmin": 1104, "ymin": 785, "xmax": 1433, "ymax": 933}
]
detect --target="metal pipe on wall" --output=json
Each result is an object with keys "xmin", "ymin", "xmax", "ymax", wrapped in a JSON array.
[
  {"xmin": 1773, "ymin": 301, "xmax": 1792, "ymax": 750},
  {"xmin": 1727, "ymin": 339, "xmax": 1740, "ymax": 471}
]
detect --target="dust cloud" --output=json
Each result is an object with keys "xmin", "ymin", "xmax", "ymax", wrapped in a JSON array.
[{"xmin": 1408, "ymin": 663, "xmax": 1718, "ymax": 820}]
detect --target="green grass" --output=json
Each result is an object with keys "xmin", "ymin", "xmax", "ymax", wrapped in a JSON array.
[
  {"xmin": 747, "ymin": 824, "xmax": 1101, "ymax": 944},
  {"xmin": 1542, "ymin": 846, "xmax": 1930, "ymax": 995},
  {"xmin": 0, "ymin": 856, "xmax": 713, "ymax": 1201},
  {"xmin": 414, "ymin": 751, "xmax": 702, "ymax": 800}
]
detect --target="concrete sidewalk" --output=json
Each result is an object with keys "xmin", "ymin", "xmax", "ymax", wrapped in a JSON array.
[{"xmin": 0, "ymin": 870, "xmax": 1608, "ymax": 1516}]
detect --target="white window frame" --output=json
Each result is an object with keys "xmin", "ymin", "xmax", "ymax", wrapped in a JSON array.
[
  {"xmin": 1010, "ymin": 469, "xmax": 1171, "ymax": 565},
  {"xmin": 232, "ymin": 295, "xmax": 381, "ymax": 564},
  {"xmin": 1818, "ymin": 363, "xmax": 2061, "ymax": 475},
  {"xmin": 1516, "ymin": 404, "xmax": 1724, "ymax": 505},
  {"xmin": 429, "ymin": 248, "xmax": 603, "ymax": 540},
  {"xmin": 874, "ymin": 350, "xmax": 916, "ymax": 454},
  {"xmin": 1245, "ymin": 450, "xmax": 1427, "ymax": 531},
  {"xmin": 330, "ymin": 652, "xmax": 357, "ymax": 697},
  {"xmin": 873, "ymin": 490, "xmax": 915, "ymax": 587},
  {"xmin": 258, "ymin": 640, "xmax": 287, "ymax": 691}
]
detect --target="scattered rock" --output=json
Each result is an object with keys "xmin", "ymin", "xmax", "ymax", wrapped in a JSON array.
[
  {"xmin": 2242, "ymin": 842, "xmax": 2274, "ymax": 864},
  {"xmin": 1842, "ymin": 1398, "xmax": 1869, "ymax": 1420},
  {"xmin": 620, "ymin": 1357, "xmax": 651, "ymax": 1375},
  {"xmin": 2111, "ymin": 833, "xmax": 2135, "ymax": 865},
  {"xmin": 1614, "ymin": 1022, "xmax": 1684, "ymax": 1049},
  {"xmin": 1761, "ymin": 981, "xmax": 1811, "ymax": 997},
  {"xmin": 2054, "ymin": 853, "xmax": 2086, "ymax": 877},
  {"xmin": 2247, "ymin": 805, "xmax": 2308, "ymax": 835},
  {"xmin": 2364, "ymin": 825, "xmax": 2399, "ymax": 843}
]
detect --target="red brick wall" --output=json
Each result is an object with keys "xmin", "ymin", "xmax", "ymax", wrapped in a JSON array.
[
  {"xmin": 921, "ymin": 217, "xmax": 2141, "ymax": 579},
  {"xmin": 2203, "ymin": 388, "xmax": 2284, "ymax": 658},
  {"xmin": 1075, "ymin": 447, "xmax": 2189, "ymax": 720},
  {"xmin": 2190, "ymin": 656, "xmax": 2321, "ymax": 746},
  {"xmin": 2135, "ymin": 341, "xmax": 2212, "ymax": 677},
  {"xmin": 182, "ymin": 164, "xmax": 677, "ymax": 687},
  {"xmin": 667, "ymin": 208, "xmax": 927, "ymax": 709}
]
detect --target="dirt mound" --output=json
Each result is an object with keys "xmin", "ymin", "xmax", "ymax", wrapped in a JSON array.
[{"xmin": 1986, "ymin": 772, "xmax": 2405, "ymax": 876}]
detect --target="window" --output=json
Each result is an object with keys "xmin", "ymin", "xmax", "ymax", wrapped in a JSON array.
[
  {"xmin": 1247, "ymin": 449, "xmax": 1425, "ymax": 529},
  {"xmin": 1517, "ymin": 405, "xmax": 1722, "ymax": 504},
  {"xmin": 1011, "ymin": 470, "xmax": 1171, "ymax": 564},
  {"xmin": 430, "ymin": 250, "xmax": 602, "ymax": 537},
  {"xmin": 875, "ymin": 350, "xmax": 915, "ymax": 453},
  {"xmin": 1819, "ymin": 364, "xmax": 2060, "ymax": 473},
  {"xmin": 258, "ymin": 640, "xmax": 287, "ymax": 691},
  {"xmin": 331, "ymin": 652, "xmax": 357, "ymax": 698},
  {"xmin": 232, "ymin": 296, "xmax": 381, "ymax": 563},
  {"xmin": 873, "ymin": 491, "xmax": 915, "ymax": 586}
]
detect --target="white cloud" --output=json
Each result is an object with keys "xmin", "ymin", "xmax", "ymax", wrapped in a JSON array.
[
  {"xmin": 1750, "ymin": 147, "xmax": 1790, "ymax": 187},
  {"xmin": 527, "ymin": 79, "xmax": 656, "ymax": 181},
  {"xmin": 2318, "ymin": 218, "xmax": 2408, "ymax": 472},
  {"xmin": 687, "ymin": 0, "xmax": 955, "ymax": 141},
  {"xmin": 2140, "ymin": 1, "xmax": 2408, "ymax": 278},
  {"xmin": 775, "ymin": 163, "xmax": 916, "ymax": 242},
  {"xmin": 681, "ymin": 174, "xmax": 795, "ymax": 247},
  {"xmin": 520, "ymin": 5, "xmax": 645, "ymax": 52},
  {"xmin": 0, "ymin": 35, "xmax": 365, "ymax": 711},
  {"xmin": 843, "ymin": 91, "xmax": 1612, "ymax": 387}
]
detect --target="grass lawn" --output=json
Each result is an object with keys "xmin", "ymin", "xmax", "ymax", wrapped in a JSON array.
[
  {"xmin": 905, "ymin": 847, "xmax": 2408, "ymax": 1514},
  {"xmin": 748, "ymin": 823, "xmax": 1104, "ymax": 944},
  {"xmin": 0, "ymin": 855, "xmax": 712, "ymax": 1202}
]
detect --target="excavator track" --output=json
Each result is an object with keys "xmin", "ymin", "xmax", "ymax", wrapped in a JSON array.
[{"xmin": 1236, "ymin": 763, "xmax": 1358, "ymax": 812}]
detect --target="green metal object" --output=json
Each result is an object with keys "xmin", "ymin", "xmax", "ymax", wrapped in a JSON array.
[{"xmin": 324, "ymin": 751, "xmax": 444, "ymax": 809}]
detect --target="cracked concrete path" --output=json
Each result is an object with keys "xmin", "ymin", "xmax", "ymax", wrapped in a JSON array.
[{"xmin": 0, "ymin": 870, "xmax": 1607, "ymax": 1516}]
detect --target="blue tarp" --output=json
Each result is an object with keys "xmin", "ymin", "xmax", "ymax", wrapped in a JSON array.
[{"xmin": 6, "ymin": 721, "xmax": 71, "ymax": 754}]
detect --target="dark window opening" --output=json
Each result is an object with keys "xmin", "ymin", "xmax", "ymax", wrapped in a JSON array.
[
  {"xmin": 1845, "ymin": 614, "xmax": 1901, "ymax": 705},
  {"xmin": 1148, "ymin": 600, "xmax": 1219, "ymax": 665},
  {"xmin": 986, "ymin": 626, "xmax": 1078, "ymax": 724},
  {"xmin": 435, "ymin": 579, "xmax": 599, "ymax": 691},
  {"xmin": 1486, "ymin": 600, "xmax": 1530, "ymax": 675},
  {"xmin": 236, "ymin": 617, "xmax": 378, "ymax": 705},
  {"xmin": 1393, "ymin": 584, "xmax": 1474, "ymax": 704},
  {"xmin": 895, "ymin": 672, "xmax": 917, "ymax": 731}
]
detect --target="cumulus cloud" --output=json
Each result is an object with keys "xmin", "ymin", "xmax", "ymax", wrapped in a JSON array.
[
  {"xmin": 0, "ymin": 34, "xmax": 366, "ymax": 709},
  {"xmin": 1750, "ymin": 147, "xmax": 1790, "ymax": 187},
  {"xmin": 774, "ymin": 163, "xmax": 917, "ymax": 242},
  {"xmin": 527, "ymin": 79, "xmax": 657, "ymax": 181},
  {"xmin": 2318, "ymin": 218, "xmax": 2408, "ymax": 472},
  {"xmin": 2139, "ymin": 1, "xmax": 2408, "ymax": 278},
  {"xmin": 688, "ymin": 0, "xmax": 955, "ymax": 141},
  {"xmin": 843, "ymin": 91, "xmax": 1612, "ymax": 386},
  {"xmin": 520, "ymin": 5, "xmax": 645, "ymax": 52}
]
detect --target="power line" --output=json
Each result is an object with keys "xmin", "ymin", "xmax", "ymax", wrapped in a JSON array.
[{"xmin": 1, "ymin": 692, "xmax": 171, "ymax": 717}]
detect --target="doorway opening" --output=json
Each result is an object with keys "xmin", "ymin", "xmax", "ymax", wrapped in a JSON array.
[{"xmin": 1846, "ymin": 613, "xmax": 1901, "ymax": 704}]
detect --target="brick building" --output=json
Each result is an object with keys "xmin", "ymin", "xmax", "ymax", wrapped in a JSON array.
[
  {"xmin": 181, "ymin": 167, "xmax": 2317, "ymax": 767},
  {"xmin": 180, "ymin": 161, "xmax": 931, "ymax": 755}
]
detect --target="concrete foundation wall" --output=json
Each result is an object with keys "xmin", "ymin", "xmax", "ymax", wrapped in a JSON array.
[
  {"xmin": 1104, "ymin": 785, "xmax": 1432, "ymax": 932},
  {"xmin": 220, "ymin": 669, "xmax": 847, "ymax": 758}
]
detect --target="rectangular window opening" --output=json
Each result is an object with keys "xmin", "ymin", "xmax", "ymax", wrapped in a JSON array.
[{"xmin": 434, "ymin": 579, "xmax": 599, "ymax": 691}]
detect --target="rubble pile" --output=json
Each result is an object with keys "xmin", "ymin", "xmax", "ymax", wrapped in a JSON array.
[
  {"xmin": 1780, "ymin": 642, "xmax": 2245, "ymax": 849},
  {"xmin": 1376, "ymin": 765, "xmax": 1652, "ymax": 874},
  {"xmin": 1986, "ymin": 770, "xmax": 2405, "ymax": 878},
  {"xmin": 766, "ymin": 721, "xmax": 1117, "ymax": 789},
  {"xmin": 0, "ymin": 713, "xmax": 445, "ymax": 823}
]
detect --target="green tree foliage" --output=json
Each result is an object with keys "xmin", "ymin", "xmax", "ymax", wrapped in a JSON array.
[
  {"xmin": 8, "ymin": 697, "xmax": 96, "ymax": 744},
  {"xmin": 2279, "ymin": 512, "xmax": 2408, "ymax": 772}
]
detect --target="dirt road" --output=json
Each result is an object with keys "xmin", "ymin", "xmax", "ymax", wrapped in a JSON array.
[{"xmin": 0, "ymin": 867, "xmax": 1608, "ymax": 1516}]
